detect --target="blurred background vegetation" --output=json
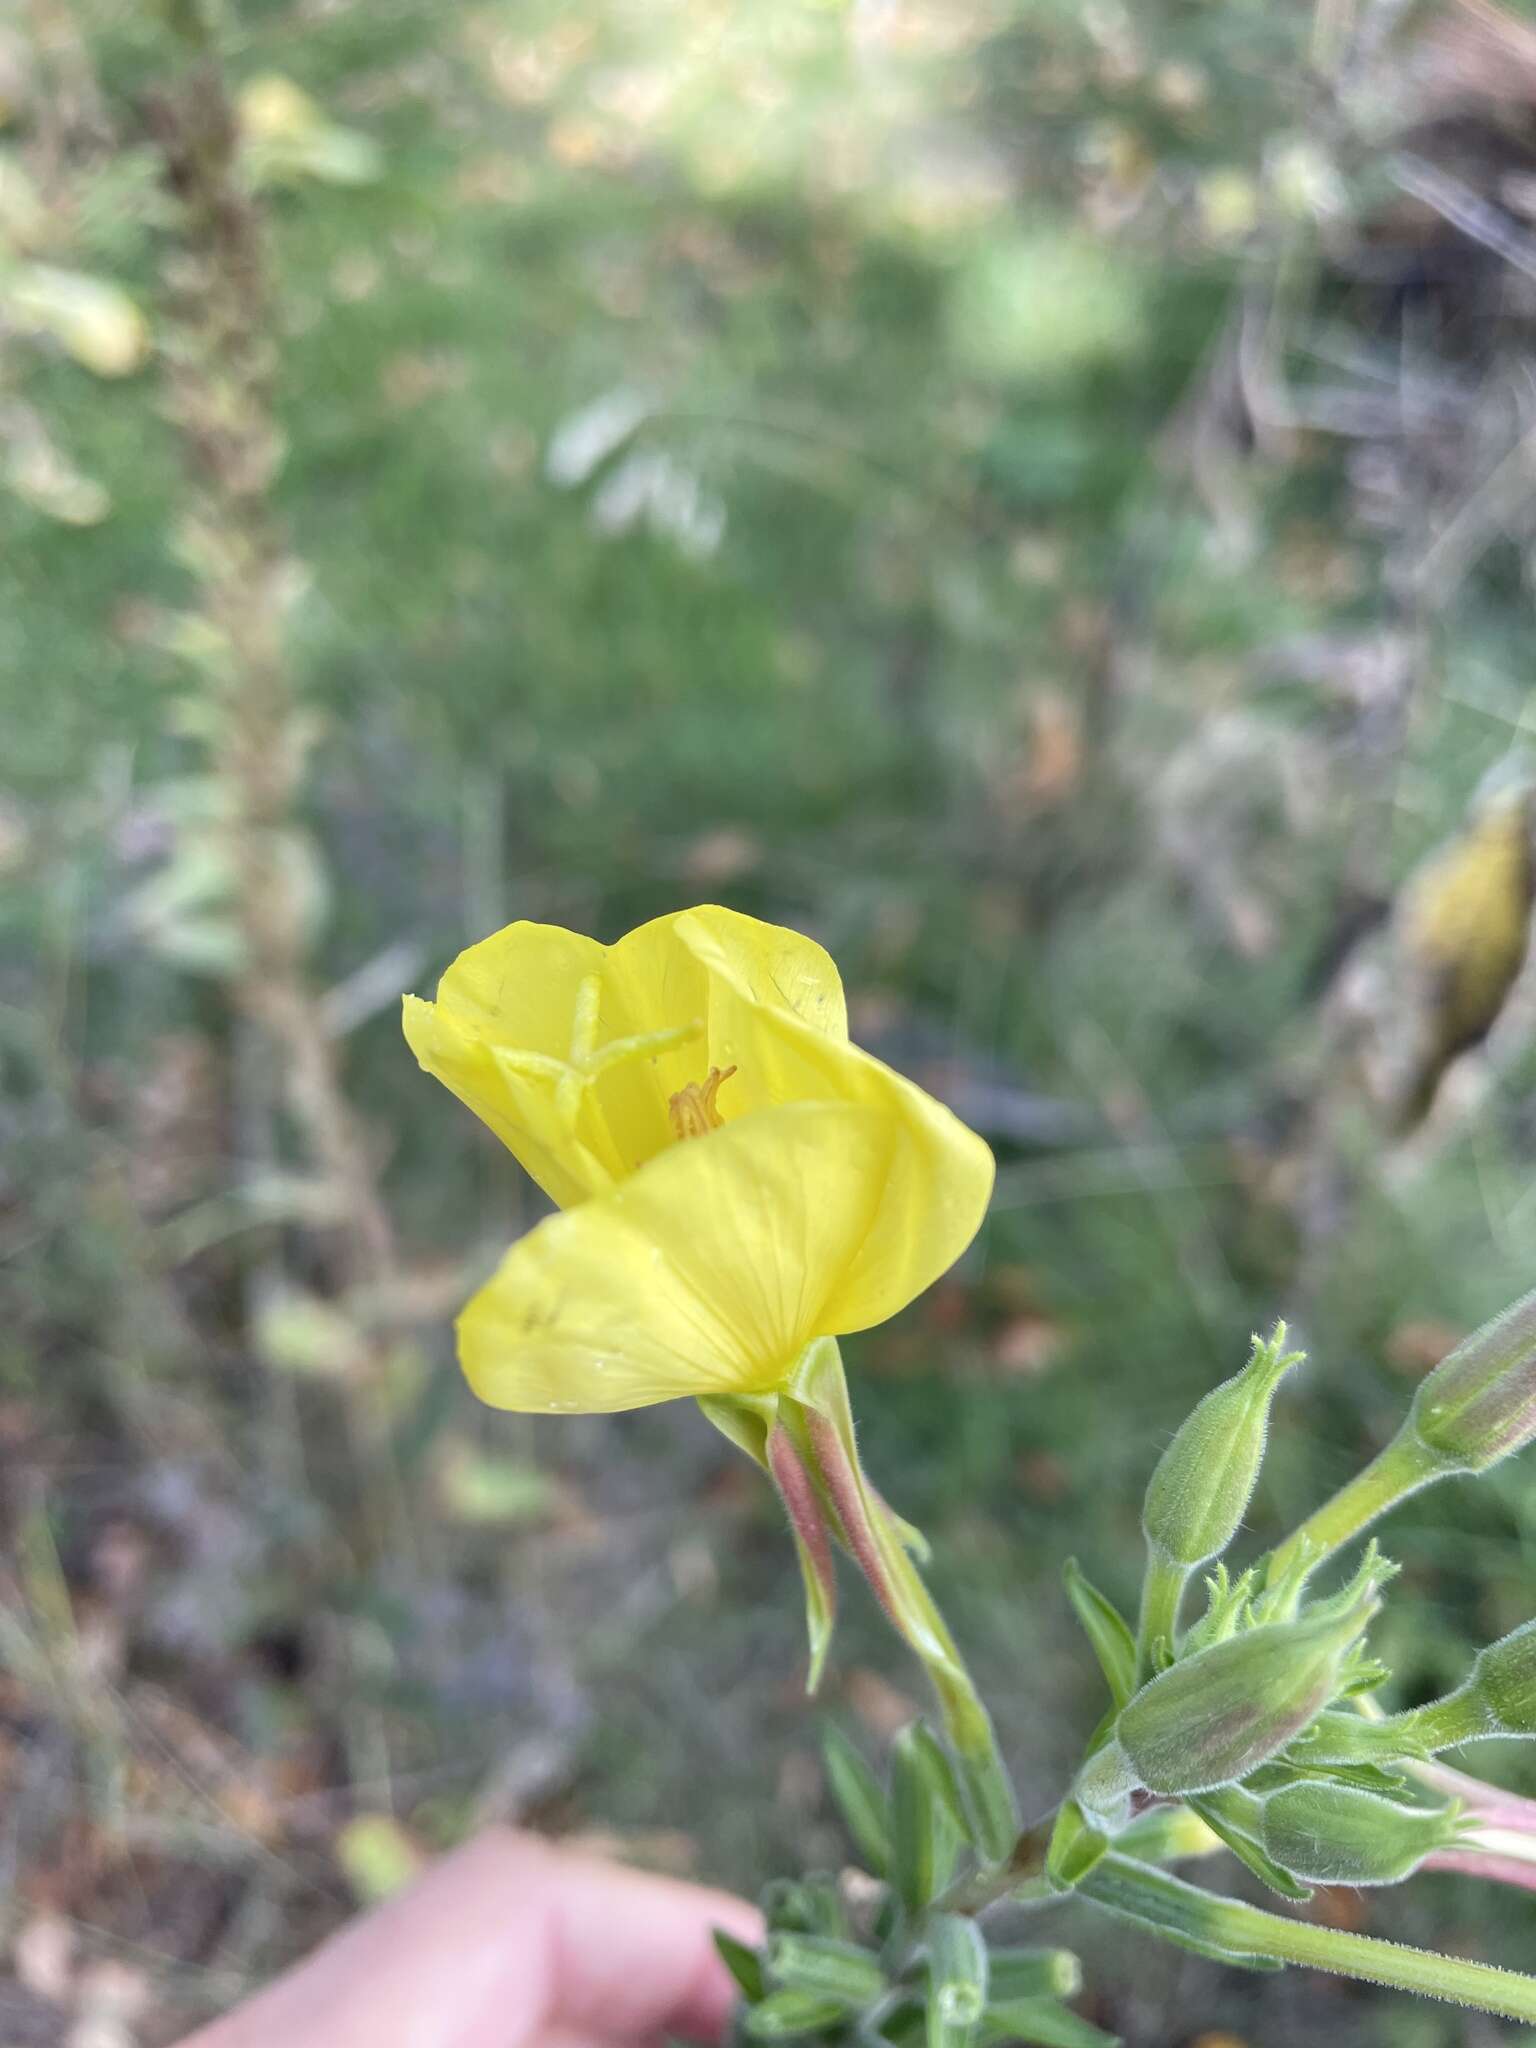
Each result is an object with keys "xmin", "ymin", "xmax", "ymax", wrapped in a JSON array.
[{"xmin": 7, "ymin": 0, "xmax": 1536, "ymax": 2041}]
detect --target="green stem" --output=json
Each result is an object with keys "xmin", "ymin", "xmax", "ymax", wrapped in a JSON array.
[
  {"xmin": 787, "ymin": 1343, "xmax": 1018, "ymax": 1865},
  {"xmin": 1079, "ymin": 1853, "xmax": 1536, "ymax": 2023},
  {"xmin": 939, "ymin": 1814, "xmax": 1058, "ymax": 1914},
  {"xmin": 1134, "ymin": 1554, "xmax": 1188, "ymax": 1684},
  {"xmin": 1395, "ymin": 1685, "xmax": 1497, "ymax": 1753},
  {"xmin": 1265, "ymin": 1428, "xmax": 1446, "ymax": 1593}
]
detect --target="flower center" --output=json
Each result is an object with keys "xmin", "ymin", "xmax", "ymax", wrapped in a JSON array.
[{"xmin": 668, "ymin": 1065, "xmax": 737, "ymax": 1141}]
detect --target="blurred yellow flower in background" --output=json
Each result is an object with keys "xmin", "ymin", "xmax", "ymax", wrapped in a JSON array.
[{"xmin": 403, "ymin": 905, "xmax": 993, "ymax": 1414}]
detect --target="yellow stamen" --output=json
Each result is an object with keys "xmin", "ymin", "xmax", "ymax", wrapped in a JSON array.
[{"xmin": 668, "ymin": 1065, "xmax": 737, "ymax": 1141}]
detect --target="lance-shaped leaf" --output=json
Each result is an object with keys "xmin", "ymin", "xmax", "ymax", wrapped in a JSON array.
[
  {"xmin": 821, "ymin": 1721, "xmax": 892, "ymax": 1877},
  {"xmin": 986, "ymin": 1951, "xmax": 1082, "ymax": 2003},
  {"xmin": 1045, "ymin": 1802, "xmax": 1109, "ymax": 1893},
  {"xmin": 714, "ymin": 1930, "xmax": 766, "ymax": 2004},
  {"xmin": 1063, "ymin": 1560, "xmax": 1137, "ymax": 1709},
  {"xmin": 766, "ymin": 1934, "xmax": 887, "ymax": 2009},
  {"xmin": 891, "ymin": 1722, "xmax": 962, "ymax": 1913},
  {"xmin": 927, "ymin": 1914, "xmax": 989, "ymax": 2048},
  {"xmin": 981, "ymin": 2003, "xmax": 1120, "ymax": 2048},
  {"xmin": 745, "ymin": 1990, "xmax": 850, "ymax": 2039}
]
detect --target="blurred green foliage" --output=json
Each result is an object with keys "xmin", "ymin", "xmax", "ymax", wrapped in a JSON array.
[{"xmin": 7, "ymin": 1, "xmax": 1536, "ymax": 2041}]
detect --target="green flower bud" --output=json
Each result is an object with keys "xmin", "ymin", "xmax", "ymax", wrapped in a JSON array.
[
  {"xmin": 1261, "ymin": 1782, "xmax": 1462, "ymax": 1886},
  {"xmin": 1408, "ymin": 1284, "xmax": 1536, "ymax": 1472},
  {"xmin": 1471, "ymin": 1617, "xmax": 1536, "ymax": 1731},
  {"xmin": 1142, "ymin": 1327, "xmax": 1304, "ymax": 1570},
  {"xmin": 1117, "ymin": 1576, "xmax": 1384, "ymax": 1796},
  {"xmin": 1403, "ymin": 1618, "xmax": 1536, "ymax": 1750}
]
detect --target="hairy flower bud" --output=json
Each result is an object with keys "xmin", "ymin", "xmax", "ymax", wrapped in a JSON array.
[
  {"xmin": 1116, "ymin": 1578, "xmax": 1384, "ymax": 1797},
  {"xmin": 1142, "ymin": 1327, "xmax": 1303, "ymax": 1570},
  {"xmin": 1404, "ymin": 1618, "xmax": 1536, "ymax": 1750},
  {"xmin": 1408, "ymin": 1285, "xmax": 1536, "ymax": 1472},
  {"xmin": 1261, "ymin": 1782, "xmax": 1463, "ymax": 1887},
  {"xmin": 1471, "ymin": 1619, "xmax": 1536, "ymax": 1732}
]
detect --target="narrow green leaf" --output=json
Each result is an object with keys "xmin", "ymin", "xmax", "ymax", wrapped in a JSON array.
[
  {"xmin": 714, "ymin": 1930, "xmax": 767, "ymax": 2004},
  {"xmin": 1044, "ymin": 1802, "xmax": 1108, "ymax": 1892},
  {"xmin": 927, "ymin": 1914, "xmax": 990, "ymax": 2048},
  {"xmin": 891, "ymin": 1722, "xmax": 960, "ymax": 1913},
  {"xmin": 744, "ymin": 1989, "xmax": 849, "ymax": 2039},
  {"xmin": 904, "ymin": 1722, "xmax": 971, "ymax": 1835},
  {"xmin": 986, "ymin": 1951, "xmax": 1082, "ymax": 2003},
  {"xmin": 821, "ymin": 1721, "xmax": 892, "ymax": 1877},
  {"xmin": 1076, "ymin": 1857, "xmax": 1284, "ymax": 1972},
  {"xmin": 766, "ymin": 1934, "xmax": 887, "ymax": 2008},
  {"xmin": 1064, "ymin": 1560, "xmax": 1137, "ymax": 1708},
  {"xmin": 981, "ymin": 2000, "xmax": 1120, "ymax": 2048}
]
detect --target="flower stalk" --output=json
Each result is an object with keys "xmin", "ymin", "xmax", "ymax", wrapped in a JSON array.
[
  {"xmin": 1078, "ymin": 1853, "xmax": 1536, "ymax": 2022},
  {"xmin": 783, "ymin": 1342, "xmax": 1018, "ymax": 1867}
]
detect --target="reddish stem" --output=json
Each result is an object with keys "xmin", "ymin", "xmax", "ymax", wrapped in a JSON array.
[
  {"xmin": 802, "ymin": 1410, "xmax": 902, "ymax": 1632},
  {"xmin": 1424, "ymin": 1849, "xmax": 1536, "ymax": 1893},
  {"xmin": 767, "ymin": 1423, "xmax": 837, "ymax": 1614}
]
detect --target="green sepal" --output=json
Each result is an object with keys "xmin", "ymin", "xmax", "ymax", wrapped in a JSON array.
[
  {"xmin": 1179, "ymin": 1563, "xmax": 1255, "ymax": 1657},
  {"xmin": 986, "ymin": 1951, "xmax": 1082, "ymax": 2003},
  {"xmin": 744, "ymin": 1989, "xmax": 850, "ymax": 2038},
  {"xmin": 702, "ymin": 1392, "xmax": 837, "ymax": 1691},
  {"xmin": 698, "ymin": 1392, "xmax": 778, "ymax": 1469},
  {"xmin": 1064, "ymin": 1560, "xmax": 1137, "ymax": 1709},
  {"xmin": 981, "ymin": 2001, "xmax": 1120, "ymax": 2048},
  {"xmin": 714, "ymin": 1930, "xmax": 767, "ymax": 2004},
  {"xmin": 1045, "ymin": 1802, "xmax": 1109, "ymax": 1893},
  {"xmin": 892, "ymin": 1721, "xmax": 962, "ymax": 1913},
  {"xmin": 821, "ymin": 1721, "xmax": 893, "ymax": 1878},
  {"xmin": 765, "ymin": 1933, "xmax": 887, "ymax": 2008},
  {"xmin": 1248, "ymin": 1758, "xmax": 1407, "ymax": 1796},
  {"xmin": 886, "ymin": 1499, "xmax": 934, "ymax": 1563},
  {"xmin": 792, "ymin": 1529, "xmax": 837, "ymax": 1695},
  {"xmin": 1186, "ymin": 1791, "xmax": 1312, "ymax": 1902},
  {"xmin": 927, "ymin": 1914, "xmax": 990, "ymax": 2048},
  {"xmin": 1283, "ymin": 1707, "xmax": 1430, "ymax": 1770}
]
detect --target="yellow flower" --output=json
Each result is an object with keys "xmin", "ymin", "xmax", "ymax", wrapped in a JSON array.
[{"xmin": 403, "ymin": 905, "xmax": 993, "ymax": 1414}]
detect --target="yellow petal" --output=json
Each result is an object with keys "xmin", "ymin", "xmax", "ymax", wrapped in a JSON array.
[
  {"xmin": 679, "ymin": 963, "xmax": 993, "ymax": 1328},
  {"xmin": 407, "ymin": 906, "xmax": 994, "ymax": 1317},
  {"xmin": 403, "ymin": 906, "xmax": 848, "ymax": 1198},
  {"xmin": 458, "ymin": 1101, "xmax": 899, "ymax": 1413},
  {"xmin": 402, "ymin": 992, "xmax": 610, "ymax": 1208}
]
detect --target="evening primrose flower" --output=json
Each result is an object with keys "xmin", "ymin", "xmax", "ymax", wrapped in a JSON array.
[
  {"xmin": 404, "ymin": 907, "xmax": 1015, "ymax": 1852},
  {"xmin": 402, "ymin": 904, "xmax": 994, "ymax": 1416}
]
